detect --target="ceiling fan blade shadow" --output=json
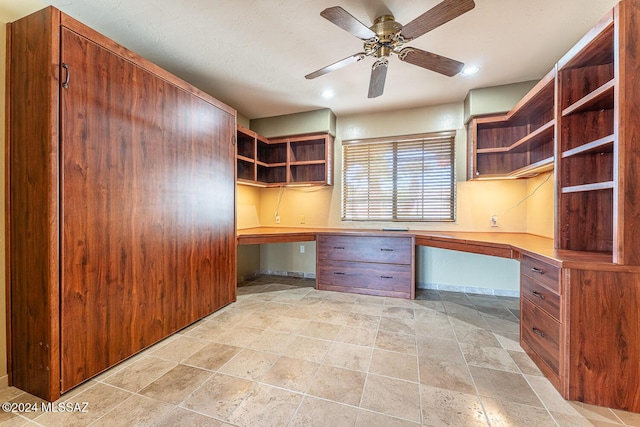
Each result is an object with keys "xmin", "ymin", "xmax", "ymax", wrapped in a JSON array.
[
  {"xmin": 320, "ymin": 6, "xmax": 377, "ymax": 40},
  {"xmin": 399, "ymin": 48, "xmax": 464, "ymax": 77},
  {"xmin": 368, "ymin": 58, "xmax": 388, "ymax": 98},
  {"xmin": 305, "ymin": 53, "xmax": 367, "ymax": 79},
  {"xmin": 400, "ymin": 0, "xmax": 475, "ymax": 41}
]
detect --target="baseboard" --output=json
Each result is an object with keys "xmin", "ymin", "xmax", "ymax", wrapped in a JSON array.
[
  {"xmin": 417, "ymin": 281, "xmax": 519, "ymax": 298},
  {"xmin": 258, "ymin": 269, "xmax": 316, "ymax": 279}
]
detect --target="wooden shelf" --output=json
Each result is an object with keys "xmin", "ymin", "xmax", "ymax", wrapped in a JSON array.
[
  {"xmin": 510, "ymin": 156, "xmax": 554, "ymax": 178},
  {"xmin": 561, "ymin": 134, "xmax": 614, "ymax": 158},
  {"xmin": 562, "ymin": 79, "xmax": 614, "ymax": 116},
  {"xmin": 561, "ymin": 181, "xmax": 614, "ymax": 193},
  {"xmin": 236, "ymin": 126, "xmax": 333, "ymax": 186}
]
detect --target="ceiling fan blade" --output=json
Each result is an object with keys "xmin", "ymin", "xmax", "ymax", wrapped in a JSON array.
[
  {"xmin": 368, "ymin": 58, "xmax": 388, "ymax": 98},
  {"xmin": 400, "ymin": 0, "xmax": 475, "ymax": 41},
  {"xmin": 305, "ymin": 53, "xmax": 366, "ymax": 79},
  {"xmin": 320, "ymin": 6, "xmax": 377, "ymax": 40},
  {"xmin": 399, "ymin": 48, "xmax": 464, "ymax": 77}
]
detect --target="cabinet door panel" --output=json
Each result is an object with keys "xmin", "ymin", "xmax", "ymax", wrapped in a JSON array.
[{"xmin": 60, "ymin": 29, "xmax": 235, "ymax": 391}]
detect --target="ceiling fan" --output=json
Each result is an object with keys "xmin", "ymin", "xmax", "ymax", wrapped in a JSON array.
[{"xmin": 305, "ymin": 0, "xmax": 476, "ymax": 98}]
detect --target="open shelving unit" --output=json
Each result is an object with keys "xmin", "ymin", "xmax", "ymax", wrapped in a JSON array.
[
  {"xmin": 555, "ymin": 12, "xmax": 616, "ymax": 256},
  {"xmin": 469, "ymin": 69, "xmax": 556, "ymax": 179},
  {"xmin": 236, "ymin": 125, "xmax": 333, "ymax": 187}
]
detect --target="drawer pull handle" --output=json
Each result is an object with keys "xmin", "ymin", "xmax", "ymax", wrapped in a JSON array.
[
  {"xmin": 532, "ymin": 291, "xmax": 545, "ymax": 300},
  {"xmin": 532, "ymin": 327, "xmax": 546, "ymax": 338},
  {"xmin": 380, "ymin": 275, "xmax": 393, "ymax": 279},
  {"xmin": 333, "ymin": 246, "xmax": 345, "ymax": 250},
  {"xmin": 380, "ymin": 248, "xmax": 394, "ymax": 252},
  {"xmin": 531, "ymin": 267, "xmax": 545, "ymax": 274},
  {"xmin": 333, "ymin": 272, "xmax": 345, "ymax": 275}
]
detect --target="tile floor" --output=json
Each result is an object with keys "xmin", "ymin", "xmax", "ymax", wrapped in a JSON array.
[{"xmin": 2, "ymin": 275, "xmax": 640, "ymax": 426}]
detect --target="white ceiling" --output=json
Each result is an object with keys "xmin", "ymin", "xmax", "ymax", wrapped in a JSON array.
[{"xmin": 44, "ymin": 0, "xmax": 618, "ymax": 119}]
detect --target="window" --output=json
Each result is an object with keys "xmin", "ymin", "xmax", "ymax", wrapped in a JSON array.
[{"xmin": 342, "ymin": 131, "xmax": 456, "ymax": 222}]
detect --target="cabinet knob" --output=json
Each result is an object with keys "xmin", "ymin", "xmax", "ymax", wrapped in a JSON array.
[
  {"xmin": 380, "ymin": 248, "xmax": 394, "ymax": 252},
  {"xmin": 333, "ymin": 246, "xmax": 345, "ymax": 250},
  {"xmin": 380, "ymin": 275, "xmax": 393, "ymax": 279},
  {"xmin": 333, "ymin": 272, "xmax": 345, "ymax": 275},
  {"xmin": 531, "ymin": 267, "xmax": 545, "ymax": 274}
]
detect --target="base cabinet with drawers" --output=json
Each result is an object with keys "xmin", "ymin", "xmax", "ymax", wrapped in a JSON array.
[
  {"xmin": 520, "ymin": 253, "xmax": 640, "ymax": 412},
  {"xmin": 316, "ymin": 233, "xmax": 415, "ymax": 299}
]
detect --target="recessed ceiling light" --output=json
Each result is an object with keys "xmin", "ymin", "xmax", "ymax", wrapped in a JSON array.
[
  {"xmin": 461, "ymin": 65, "xmax": 480, "ymax": 76},
  {"xmin": 321, "ymin": 89, "xmax": 335, "ymax": 99}
]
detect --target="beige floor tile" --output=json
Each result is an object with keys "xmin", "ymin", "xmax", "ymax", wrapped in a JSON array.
[
  {"xmin": 289, "ymin": 396, "xmax": 359, "ymax": 427},
  {"xmin": 459, "ymin": 343, "xmax": 521, "ymax": 372},
  {"xmin": 208, "ymin": 325, "xmax": 265, "ymax": 347},
  {"xmin": 369, "ymin": 349, "xmax": 419, "ymax": 382},
  {"xmin": 307, "ymin": 365, "xmax": 367, "ymax": 406},
  {"xmin": 335, "ymin": 325, "xmax": 378, "ymax": 347},
  {"xmin": 456, "ymin": 328, "xmax": 502, "ymax": 348},
  {"xmin": 482, "ymin": 315, "xmax": 520, "ymax": 334},
  {"xmin": 139, "ymin": 364, "xmax": 212, "ymax": 405},
  {"xmin": 181, "ymin": 373, "xmax": 254, "ymax": 420},
  {"xmin": 322, "ymin": 300, "xmax": 356, "ymax": 313},
  {"xmin": 246, "ymin": 329, "xmax": 295, "ymax": 353},
  {"xmin": 314, "ymin": 308, "xmax": 350, "ymax": 325},
  {"xmin": 284, "ymin": 336, "xmax": 332, "ymax": 363},
  {"xmin": 261, "ymin": 357, "xmax": 320, "ymax": 393},
  {"xmin": 360, "ymin": 374, "xmax": 421, "ymax": 423},
  {"xmin": 286, "ymin": 305, "xmax": 322, "ymax": 320},
  {"xmin": 416, "ymin": 335, "xmax": 466, "ymax": 364},
  {"xmin": 0, "ymin": 411, "xmax": 27, "ymax": 427},
  {"xmin": 414, "ymin": 318, "xmax": 458, "ymax": 342},
  {"xmin": 32, "ymin": 383, "xmax": 132, "ymax": 427},
  {"xmin": 356, "ymin": 410, "xmax": 420, "ymax": 427},
  {"xmin": 481, "ymin": 397, "xmax": 557, "ymax": 426},
  {"xmin": 420, "ymin": 385, "xmax": 489, "ymax": 426},
  {"xmin": 155, "ymin": 407, "xmax": 223, "ymax": 427},
  {"xmin": 102, "ymin": 356, "xmax": 176, "ymax": 393},
  {"xmin": 418, "ymin": 358, "xmax": 476, "ymax": 395},
  {"xmin": 227, "ymin": 383, "xmax": 303, "ymax": 426},
  {"xmin": 550, "ymin": 411, "xmax": 624, "ymax": 426},
  {"xmin": 323, "ymin": 342, "xmax": 373, "ymax": 372},
  {"xmin": 91, "ymin": 394, "xmax": 174, "ymax": 426},
  {"xmin": 375, "ymin": 330, "xmax": 416, "ymax": 355},
  {"xmin": 238, "ymin": 311, "xmax": 277, "ymax": 329},
  {"xmin": 350, "ymin": 302, "xmax": 385, "ymax": 316},
  {"xmin": 379, "ymin": 317, "xmax": 416, "ymax": 335},
  {"xmin": 218, "ymin": 349, "xmax": 280, "ymax": 381},
  {"xmin": 267, "ymin": 315, "xmax": 310, "ymax": 333},
  {"xmin": 182, "ymin": 342, "xmax": 241, "ymax": 372},
  {"xmin": 345, "ymin": 312, "xmax": 381, "ymax": 329},
  {"xmin": 568, "ymin": 401, "xmax": 624, "ymax": 424},
  {"xmin": 381, "ymin": 306, "xmax": 414, "ymax": 319},
  {"xmin": 184, "ymin": 319, "xmax": 230, "ymax": 340},
  {"xmin": 470, "ymin": 366, "xmax": 543, "ymax": 407},
  {"xmin": 149, "ymin": 335, "xmax": 208, "ymax": 362},
  {"xmin": 525, "ymin": 374, "xmax": 584, "ymax": 417},
  {"xmin": 413, "ymin": 307, "xmax": 449, "ymax": 324},
  {"xmin": 508, "ymin": 350, "xmax": 544, "ymax": 376},
  {"xmin": 493, "ymin": 331, "xmax": 524, "ymax": 352},
  {"xmin": 613, "ymin": 408, "xmax": 640, "ymax": 425},
  {"xmin": 298, "ymin": 321, "xmax": 342, "ymax": 340}
]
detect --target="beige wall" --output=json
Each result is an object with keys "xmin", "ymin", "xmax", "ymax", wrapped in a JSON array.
[
  {"xmin": 241, "ymin": 102, "xmax": 556, "ymax": 292},
  {"xmin": 1, "ymin": 0, "xmax": 48, "ymax": 381}
]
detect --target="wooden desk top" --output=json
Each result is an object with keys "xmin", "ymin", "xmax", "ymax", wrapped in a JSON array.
[{"xmin": 237, "ymin": 227, "xmax": 617, "ymax": 270}]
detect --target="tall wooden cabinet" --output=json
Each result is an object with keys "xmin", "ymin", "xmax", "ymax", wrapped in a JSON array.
[{"xmin": 7, "ymin": 7, "xmax": 237, "ymax": 401}]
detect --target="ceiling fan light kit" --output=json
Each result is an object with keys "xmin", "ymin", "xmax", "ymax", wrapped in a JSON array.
[{"xmin": 305, "ymin": 0, "xmax": 476, "ymax": 98}]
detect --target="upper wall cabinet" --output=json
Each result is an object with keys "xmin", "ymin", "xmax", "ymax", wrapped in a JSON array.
[
  {"xmin": 468, "ymin": 69, "xmax": 556, "ymax": 179},
  {"xmin": 236, "ymin": 125, "xmax": 334, "ymax": 187}
]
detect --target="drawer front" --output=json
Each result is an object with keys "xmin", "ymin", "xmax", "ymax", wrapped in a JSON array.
[
  {"xmin": 317, "ymin": 259, "xmax": 412, "ymax": 294},
  {"xmin": 521, "ymin": 297, "xmax": 561, "ymax": 375},
  {"xmin": 521, "ymin": 275, "xmax": 560, "ymax": 321},
  {"xmin": 317, "ymin": 234, "xmax": 412, "ymax": 264},
  {"xmin": 521, "ymin": 255, "xmax": 560, "ymax": 293}
]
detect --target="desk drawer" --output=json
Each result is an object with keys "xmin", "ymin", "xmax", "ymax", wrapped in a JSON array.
[
  {"xmin": 521, "ymin": 275, "xmax": 560, "ymax": 321},
  {"xmin": 521, "ymin": 255, "xmax": 560, "ymax": 293},
  {"xmin": 521, "ymin": 297, "xmax": 561, "ymax": 375},
  {"xmin": 317, "ymin": 235, "xmax": 412, "ymax": 264},
  {"xmin": 317, "ymin": 260, "xmax": 412, "ymax": 294}
]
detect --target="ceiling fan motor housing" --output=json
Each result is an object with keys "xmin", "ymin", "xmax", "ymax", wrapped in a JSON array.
[{"xmin": 367, "ymin": 15, "xmax": 404, "ymax": 57}]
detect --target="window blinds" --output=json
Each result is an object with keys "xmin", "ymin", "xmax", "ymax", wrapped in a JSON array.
[{"xmin": 342, "ymin": 131, "xmax": 456, "ymax": 222}]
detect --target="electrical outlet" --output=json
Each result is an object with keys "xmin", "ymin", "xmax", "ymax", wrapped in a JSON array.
[
  {"xmin": 490, "ymin": 215, "xmax": 498, "ymax": 227},
  {"xmin": 275, "ymin": 215, "xmax": 280, "ymax": 224},
  {"xmin": 300, "ymin": 245, "xmax": 305, "ymax": 254},
  {"xmin": 299, "ymin": 215, "xmax": 306, "ymax": 224}
]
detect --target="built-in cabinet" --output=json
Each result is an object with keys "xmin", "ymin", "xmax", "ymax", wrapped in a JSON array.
[
  {"xmin": 316, "ymin": 234, "xmax": 415, "ymax": 299},
  {"xmin": 7, "ymin": 7, "xmax": 237, "ymax": 401},
  {"xmin": 236, "ymin": 125, "xmax": 333, "ymax": 186},
  {"xmin": 468, "ymin": 69, "xmax": 556, "ymax": 179}
]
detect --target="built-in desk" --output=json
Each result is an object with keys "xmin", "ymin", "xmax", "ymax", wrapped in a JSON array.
[{"xmin": 237, "ymin": 226, "xmax": 640, "ymax": 413}]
